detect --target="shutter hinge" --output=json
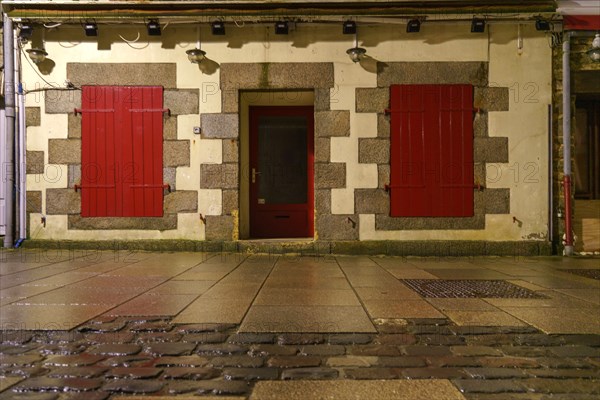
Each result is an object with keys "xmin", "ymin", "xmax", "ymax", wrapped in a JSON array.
[
  {"xmin": 74, "ymin": 108, "xmax": 115, "ymax": 115},
  {"xmin": 474, "ymin": 182, "xmax": 486, "ymax": 191},
  {"xmin": 129, "ymin": 108, "xmax": 171, "ymax": 116},
  {"xmin": 384, "ymin": 183, "xmax": 391, "ymax": 193}
]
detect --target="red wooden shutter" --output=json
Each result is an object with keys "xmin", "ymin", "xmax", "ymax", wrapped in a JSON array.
[
  {"xmin": 389, "ymin": 84, "xmax": 474, "ymax": 217},
  {"xmin": 81, "ymin": 86, "xmax": 164, "ymax": 217}
]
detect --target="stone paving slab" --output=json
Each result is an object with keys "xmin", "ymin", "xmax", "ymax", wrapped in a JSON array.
[
  {"xmin": 239, "ymin": 306, "xmax": 376, "ymax": 333},
  {"xmin": 249, "ymin": 380, "xmax": 467, "ymax": 400}
]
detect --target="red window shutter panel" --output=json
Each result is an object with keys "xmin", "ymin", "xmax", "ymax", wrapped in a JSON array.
[
  {"xmin": 389, "ymin": 84, "xmax": 474, "ymax": 217},
  {"xmin": 81, "ymin": 86, "xmax": 164, "ymax": 217},
  {"xmin": 81, "ymin": 86, "xmax": 117, "ymax": 217}
]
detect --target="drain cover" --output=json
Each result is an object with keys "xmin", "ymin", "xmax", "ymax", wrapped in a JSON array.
[
  {"xmin": 562, "ymin": 269, "xmax": 600, "ymax": 281},
  {"xmin": 400, "ymin": 279, "xmax": 547, "ymax": 299}
]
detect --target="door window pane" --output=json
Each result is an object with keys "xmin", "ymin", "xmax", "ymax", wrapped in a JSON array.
[{"xmin": 258, "ymin": 115, "xmax": 307, "ymax": 204}]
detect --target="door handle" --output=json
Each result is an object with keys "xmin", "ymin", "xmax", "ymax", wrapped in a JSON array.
[{"xmin": 252, "ymin": 168, "xmax": 261, "ymax": 184}]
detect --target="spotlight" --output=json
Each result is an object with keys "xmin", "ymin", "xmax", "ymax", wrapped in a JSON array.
[
  {"xmin": 18, "ymin": 23, "xmax": 33, "ymax": 42},
  {"xmin": 275, "ymin": 21, "xmax": 289, "ymax": 35},
  {"xmin": 471, "ymin": 18, "xmax": 486, "ymax": 33},
  {"xmin": 535, "ymin": 19, "xmax": 550, "ymax": 31},
  {"xmin": 147, "ymin": 20, "xmax": 161, "ymax": 36},
  {"xmin": 346, "ymin": 47, "xmax": 366, "ymax": 63},
  {"xmin": 26, "ymin": 48, "xmax": 48, "ymax": 64},
  {"xmin": 343, "ymin": 20, "xmax": 357, "ymax": 35},
  {"xmin": 84, "ymin": 22, "xmax": 98, "ymax": 36},
  {"xmin": 406, "ymin": 19, "xmax": 421, "ymax": 33},
  {"xmin": 212, "ymin": 21, "xmax": 226, "ymax": 35}
]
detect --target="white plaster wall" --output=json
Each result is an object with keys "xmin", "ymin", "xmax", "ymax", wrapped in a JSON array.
[{"xmin": 23, "ymin": 21, "xmax": 551, "ymax": 242}]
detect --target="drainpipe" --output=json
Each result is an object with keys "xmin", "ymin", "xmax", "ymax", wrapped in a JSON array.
[
  {"xmin": 562, "ymin": 32, "xmax": 574, "ymax": 256},
  {"xmin": 17, "ymin": 81, "xmax": 27, "ymax": 245},
  {"xmin": 3, "ymin": 15, "xmax": 16, "ymax": 248}
]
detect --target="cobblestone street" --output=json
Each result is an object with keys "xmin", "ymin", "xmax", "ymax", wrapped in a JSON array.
[{"xmin": 0, "ymin": 250, "xmax": 599, "ymax": 399}]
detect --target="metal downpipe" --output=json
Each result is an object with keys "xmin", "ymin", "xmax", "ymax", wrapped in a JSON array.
[
  {"xmin": 562, "ymin": 32, "xmax": 574, "ymax": 256},
  {"xmin": 3, "ymin": 15, "xmax": 16, "ymax": 248}
]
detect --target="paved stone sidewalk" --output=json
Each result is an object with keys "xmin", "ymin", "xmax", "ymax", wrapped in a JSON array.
[{"xmin": 0, "ymin": 250, "xmax": 599, "ymax": 398}]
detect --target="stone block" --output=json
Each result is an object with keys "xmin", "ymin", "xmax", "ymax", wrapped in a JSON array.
[
  {"xmin": 474, "ymin": 163, "xmax": 485, "ymax": 186},
  {"xmin": 48, "ymin": 139, "xmax": 81, "ymax": 164},
  {"xmin": 164, "ymin": 140, "xmax": 190, "ymax": 167},
  {"xmin": 316, "ymin": 214, "xmax": 359, "ymax": 240},
  {"xmin": 355, "ymin": 189, "xmax": 390, "ymax": 215},
  {"xmin": 356, "ymin": 88, "xmax": 389, "ymax": 113},
  {"xmin": 26, "ymin": 151, "xmax": 45, "ymax": 174},
  {"xmin": 26, "ymin": 191, "xmax": 42, "ymax": 213},
  {"xmin": 220, "ymin": 63, "xmax": 334, "ymax": 90},
  {"xmin": 315, "ymin": 111, "xmax": 350, "ymax": 137},
  {"xmin": 68, "ymin": 165, "xmax": 81, "ymax": 188},
  {"xmin": 68, "ymin": 113, "xmax": 81, "ymax": 138},
  {"xmin": 377, "ymin": 62, "xmax": 488, "ymax": 87},
  {"xmin": 205, "ymin": 215, "xmax": 234, "ymax": 241},
  {"xmin": 68, "ymin": 215, "xmax": 177, "ymax": 231},
  {"xmin": 45, "ymin": 90, "xmax": 81, "ymax": 114},
  {"xmin": 163, "ymin": 117, "xmax": 177, "ymax": 140},
  {"xmin": 378, "ymin": 165, "xmax": 390, "ymax": 189},
  {"xmin": 473, "ymin": 113, "xmax": 488, "ymax": 137},
  {"xmin": 164, "ymin": 89, "xmax": 199, "ymax": 115},
  {"xmin": 484, "ymin": 241, "xmax": 539, "ymax": 256},
  {"xmin": 484, "ymin": 188, "xmax": 510, "ymax": 214},
  {"xmin": 164, "ymin": 191, "xmax": 198, "ymax": 214},
  {"xmin": 474, "ymin": 137, "xmax": 509, "ymax": 163},
  {"xmin": 200, "ymin": 164, "xmax": 239, "ymax": 189},
  {"xmin": 67, "ymin": 63, "xmax": 177, "ymax": 88},
  {"xmin": 221, "ymin": 89, "xmax": 239, "ymax": 114},
  {"xmin": 26, "ymin": 107, "xmax": 41, "ymax": 127},
  {"xmin": 315, "ymin": 138, "xmax": 330, "ymax": 163},
  {"xmin": 163, "ymin": 168, "xmax": 176, "ymax": 191},
  {"xmin": 46, "ymin": 189, "xmax": 81, "ymax": 215},
  {"xmin": 222, "ymin": 139, "xmax": 239, "ymax": 163},
  {"xmin": 358, "ymin": 138, "xmax": 390, "ymax": 164},
  {"xmin": 474, "ymin": 87, "xmax": 509, "ymax": 111},
  {"xmin": 201, "ymin": 114, "xmax": 239, "ymax": 139},
  {"xmin": 222, "ymin": 190, "xmax": 239, "ymax": 215},
  {"xmin": 315, "ymin": 189, "xmax": 331, "ymax": 214},
  {"xmin": 377, "ymin": 114, "xmax": 390, "ymax": 138},
  {"xmin": 315, "ymin": 163, "xmax": 346, "ymax": 189},
  {"xmin": 375, "ymin": 215, "xmax": 485, "ymax": 231},
  {"xmin": 314, "ymin": 88, "xmax": 330, "ymax": 111}
]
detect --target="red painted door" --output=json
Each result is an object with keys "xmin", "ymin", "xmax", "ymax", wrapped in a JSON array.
[{"xmin": 249, "ymin": 106, "xmax": 314, "ymax": 238}]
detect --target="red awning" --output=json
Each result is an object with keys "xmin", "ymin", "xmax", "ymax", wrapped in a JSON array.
[{"xmin": 564, "ymin": 15, "xmax": 600, "ymax": 30}]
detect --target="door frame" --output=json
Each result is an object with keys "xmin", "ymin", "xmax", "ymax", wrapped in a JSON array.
[
  {"xmin": 238, "ymin": 90, "xmax": 315, "ymax": 239},
  {"xmin": 248, "ymin": 105, "xmax": 314, "ymax": 238}
]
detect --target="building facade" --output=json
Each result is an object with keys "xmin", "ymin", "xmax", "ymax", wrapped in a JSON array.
[{"xmin": 2, "ymin": 0, "xmax": 595, "ymax": 255}]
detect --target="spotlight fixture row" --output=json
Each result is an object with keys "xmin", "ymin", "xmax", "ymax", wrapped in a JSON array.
[
  {"xmin": 84, "ymin": 22, "xmax": 98, "ymax": 36},
  {"xmin": 406, "ymin": 19, "xmax": 421, "ymax": 33},
  {"xmin": 471, "ymin": 18, "xmax": 486, "ymax": 33},
  {"xmin": 343, "ymin": 20, "xmax": 357, "ymax": 35},
  {"xmin": 147, "ymin": 20, "xmax": 161, "ymax": 36},
  {"xmin": 275, "ymin": 21, "xmax": 289, "ymax": 35},
  {"xmin": 212, "ymin": 21, "xmax": 226, "ymax": 35}
]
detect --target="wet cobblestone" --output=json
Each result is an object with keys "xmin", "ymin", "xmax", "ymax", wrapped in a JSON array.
[{"xmin": 0, "ymin": 317, "xmax": 599, "ymax": 399}]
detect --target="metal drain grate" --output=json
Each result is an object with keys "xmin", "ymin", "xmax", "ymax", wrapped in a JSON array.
[
  {"xmin": 400, "ymin": 279, "xmax": 548, "ymax": 299},
  {"xmin": 562, "ymin": 269, "xmax": 600, "ymax": 281}
]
